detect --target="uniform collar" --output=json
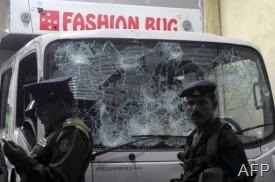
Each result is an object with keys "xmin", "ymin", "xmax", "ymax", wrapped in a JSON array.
[
  {"xmin": 202, "ymin": 117, "xmax": 221, "ymax": 134},
  {"xmin": 187, "ymin": 118, "xmax": 221, "ymax": 146}
]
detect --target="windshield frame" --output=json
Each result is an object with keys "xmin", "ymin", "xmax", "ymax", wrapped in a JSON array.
[{"xmin": 43, "ymin": 38, "xmax": 275, "ymax": 150}]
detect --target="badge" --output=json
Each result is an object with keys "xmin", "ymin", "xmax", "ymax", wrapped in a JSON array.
[
  {"xmin": 59, "ymin": 138, "xmax": 71, "ymax": 152},
  {"xmin": 38, "ymin": 138, "xmax": 47, "ymax": 147}
]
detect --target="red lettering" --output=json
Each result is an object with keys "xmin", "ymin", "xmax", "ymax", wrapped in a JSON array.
[
  {"xmin": 73, "ymin": 13, "xmax": 85, "ymax": 30},
  {"xmin": 115, "ymin": 16, "xmax": 127, "ymax": 29},
  {"xmin": 145, "ymin": 17, "xmax": 155, "ymax": 30},
  {"xmin": 63, "ymin": 12, "xmax": 73, "ymax": 31},
  {"xmin": 145, "ymin": 17, "xmax": 177, "ymax": 31},
  {"xmin": 128, "ymin": 16, "xmax": 139, "ymax": 29},
  {"xmin": 63, "ymin": 12, "xmax": 143, "ymax": 31},
  {"xmin": 110, "ymin": 15, "xmax": 115, "ymax": 29},
  {"xmin": 156, "ymin": 18, "xmax": 161, "ymax": 30},
  {"xmin": 156, "ymin": 18, "xmax": 168, "ymax": 31},
  {"xmin": 98, "ymin": 14, "xmax": 109, "ymax": 29},
  {"xmin": 86, "ymin": 13, "xmax": 96, "ymax": 30},
  {"xmin": 163, "ymin": 18, "xmax": 168, "ymax": 31},
  {"xmin": 168, "ymin": 18, "xmax": 178, "ymax": 31}
]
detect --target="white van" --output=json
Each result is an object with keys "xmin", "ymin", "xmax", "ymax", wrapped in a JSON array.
[{"xmin": 0, "ymin": 29, "xmax": 275, "ymax": 182}]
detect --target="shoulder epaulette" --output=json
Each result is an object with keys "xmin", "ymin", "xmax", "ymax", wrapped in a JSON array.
[{"xmin": 62, "ymin": 117, "xmax": 91, "ymax": 139}]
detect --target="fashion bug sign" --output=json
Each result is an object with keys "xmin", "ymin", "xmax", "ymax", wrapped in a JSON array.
[
  {"xmin": 11, "ymin": 1, "xmax": 203, "ymax": 34},
  {"xmin": 40, "ymin": 10, "xmax": 179, "ymax": 31}
]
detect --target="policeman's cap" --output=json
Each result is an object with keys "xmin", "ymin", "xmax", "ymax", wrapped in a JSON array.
[
  {"xmin": 24, "ymin": 76, "xmax": 73, "ymax": 109},
  {"xmin": 179, "ymin": 80, "xmax": 217, "ymax": 97}
]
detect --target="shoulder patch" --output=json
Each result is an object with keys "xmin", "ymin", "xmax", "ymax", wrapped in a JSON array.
[
  {"xmin": 63, "ymin": 117, "xmax": 91, "ymax": 139},
  {"xmin": 58, "ymin": 138, "xmax": 72, "ymax": 152}
]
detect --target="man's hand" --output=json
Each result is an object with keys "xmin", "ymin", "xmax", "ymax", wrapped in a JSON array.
[
  {"xmin": 2, "ymin": 139, "xmax": 37, "ymax": 172},
  {"xmin": 2, "ymin": 139, "xmax": 27, "ymax": 166}
]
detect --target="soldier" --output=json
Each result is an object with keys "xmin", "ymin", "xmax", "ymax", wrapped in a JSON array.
[
  {"xmin": 2, "ymin": 76, "xmax": 92, "ymax": 182},
  {"xmin": 178, "ymin": 80, "xmax": 253, "ymax": 182}
]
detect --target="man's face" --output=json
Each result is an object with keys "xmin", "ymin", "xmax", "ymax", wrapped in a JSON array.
[
  {"xmin": 186, "ymin": 94, "xmax": 215, "ymax": 127},
  {"xmin": 35, "ymin": 97, "xmax": 61, "ymax": 133}
]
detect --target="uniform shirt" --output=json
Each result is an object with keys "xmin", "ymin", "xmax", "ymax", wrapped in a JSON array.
[
  {"xmin": 19, "ymin": 116, "xmax": 92, "ymax": 182},
  {"xmin": 182, "ymin": 118, "xmax": 252, "ymax": 182}
]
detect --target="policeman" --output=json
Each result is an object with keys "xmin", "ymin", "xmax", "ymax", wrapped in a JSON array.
[
  {"xmin": 178, "ymin": 80, "xmax": 252, "ymax": 182},
  {"xmin": 3, "ymin": 76, "xmax": 92, "ymax": 182}
]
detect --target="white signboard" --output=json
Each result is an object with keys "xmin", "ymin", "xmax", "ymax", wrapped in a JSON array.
[{"xmin": 10, "ymin": 0, "xmax": 203, "ymax": 34}]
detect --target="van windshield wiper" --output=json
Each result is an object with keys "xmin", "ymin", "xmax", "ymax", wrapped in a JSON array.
[
  {"xmin": 92, "ymin": 135, "xmax": 160, "ymax": 160},
  {"xmin": 236, "ymin": 122, "xmax": 273, "ymax": 135},
  {"xmin": 132, "ymin": 135, "xmax": 188, "ymax": 139},
  {"xmin": 92, "ymin": 135, "xmax": 186, "ymax": 160},
  {"xmin": 133, "ymin": 135, "xmax": 187, "ymax": 148}
]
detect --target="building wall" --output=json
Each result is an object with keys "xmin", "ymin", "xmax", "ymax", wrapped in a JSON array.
[
  {"xmin": 218, "ymin": 0, "xmax": 275, "ymax": 95},
  {"xmin": 203, "ymin": 0, "xmax": 221, "ymax": 35}
]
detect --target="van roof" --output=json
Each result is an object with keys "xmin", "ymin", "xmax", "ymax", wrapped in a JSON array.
[{"xmin": 35, "ymin": 29, "xmax": 260, "ymax": 51}]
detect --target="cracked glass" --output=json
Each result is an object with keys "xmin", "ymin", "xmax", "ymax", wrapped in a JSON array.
[{"xmin": 44, "ymin": 39, "xmax": 274, "ymax": 149}]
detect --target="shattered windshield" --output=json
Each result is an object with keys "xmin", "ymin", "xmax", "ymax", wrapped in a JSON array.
[{"xmin": 44, "ymin": 39, "xmax": 274, "ymax": 149}]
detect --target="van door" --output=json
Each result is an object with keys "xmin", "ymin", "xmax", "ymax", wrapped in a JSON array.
[
  {"xmin": 0, "ymin": 68, "xmax": 12, "ymax": 137},
  {"xmin": 0, "ymin": 67, "xmax": 13, "ymax": 182},
  {"xmin": 13, "ymin": 52, "xmax": 38, "ymax": 152}
]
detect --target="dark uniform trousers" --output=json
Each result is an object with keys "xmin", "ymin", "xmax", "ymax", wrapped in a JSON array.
[
  {"xmin": 182, "ymin": 118, "xmax": 253, "ymax": 182},
  {"xmin": 19, "ymin": 116, "xmax": 92, "ymax": 182}
]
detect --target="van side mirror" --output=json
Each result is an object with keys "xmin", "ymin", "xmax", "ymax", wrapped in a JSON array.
[{"xmin": 253, "ymin": 82, "xmax": 263, "ymax": 110}]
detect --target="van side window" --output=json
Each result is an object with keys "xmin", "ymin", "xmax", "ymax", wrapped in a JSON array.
[
  {"xmin": 16, "ymin": 53, "xmax": 38, "ymax": 148},
  {"xmin": 0, "ymin": 69, "xmax": 12, "ymax": 129}
]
